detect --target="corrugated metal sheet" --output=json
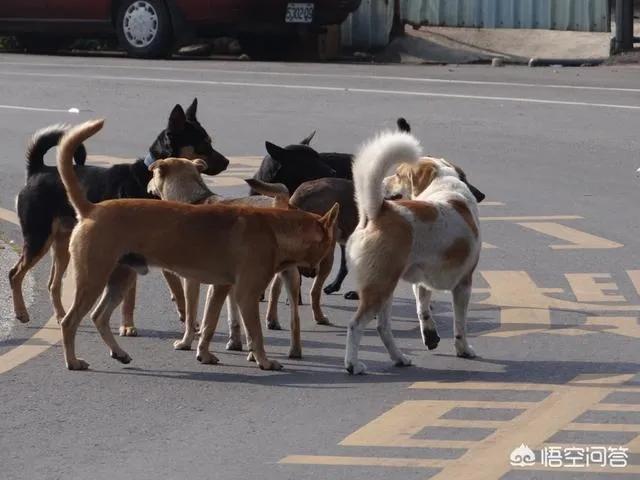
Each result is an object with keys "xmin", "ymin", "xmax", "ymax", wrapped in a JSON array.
[
  {"xmin": 341, "ymin": 0, "xmax": 394, "ymax": 49},
  {"xmin": 399, "ymin": 0, "xmax": 610, "ymax": 32}
]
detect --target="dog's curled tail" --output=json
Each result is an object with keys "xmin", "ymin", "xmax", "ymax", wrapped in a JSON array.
[
  {"xmin": 26, "ymin": 124, "xmax": 87, "ymax": 178},
  {"xmin": 244, "ymin": 179, "xmax": 291, "ymax": 209},
  {"xmin": 353, "ymin": 131, "xmax": 422, "ymax": 225},
  {"xmin": 57, "ymin": 120, "xmax": 105, "ymax": 218}
]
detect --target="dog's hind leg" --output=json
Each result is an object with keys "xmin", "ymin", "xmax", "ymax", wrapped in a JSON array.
[
  {"xmin": 196, "ymin": 284, "xmax": 232, "ymax": 365},
  {"xmin": 9, "ymin": 234, "xmax": 53, "ymax": 323},
  {"xmin": 311, "ymin": 245, "xmax": 334, "ymax": 326},
  {"xmin": 49, "ymin": 229, "xmax": 71, "ymax": 322},
  {"xmin": 265, "ymin": 275, "xmax": 283, "ymax": 330},
  {"xmin": 377, "ymin": 298, "xmax": 412, "ymax": 367},
  {"xmin": 61, "ymin": 269, "xmax": 116, "ymax": 370},
  {"xmin": 162, "ymin": 270, "xmax": 186, "ymax": 323},
  {"xmin": 413, "ymin": 284, "xmax": 439, "ymax": 350},
  {"xmin": 174, "ymin": 277, "xmax": 200, "ymax": 350},
  {"xmin": 225, "ymin": 296, "xmax": 244, "ymax": 351},
  {"xmin": 91, "ymin": 266, "xmax": 137, "ymax": 364},
  {"xmin": 452, "ymin": 277, "xmax": 476, "ymax": 359},
  {"xmin": 280, "ymin": 266, "xmax": 302, "ymax": 359},
  {"xmin": 119, "ymin": 279, "xmax": 138, "ymax": 337},
  {"xmin": 345, "ymin": 298, "xmax": 379, "ymax": 375}
]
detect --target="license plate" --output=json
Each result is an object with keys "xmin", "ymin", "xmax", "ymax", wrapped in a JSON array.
[{"xmin": 285, "ymin": 3, "xmax": 314, "ymax": 23}]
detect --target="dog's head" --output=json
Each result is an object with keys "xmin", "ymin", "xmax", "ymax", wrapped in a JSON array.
[
  {"xmin": 252, "ymin": 141, "xmax": 337, "ymax": 194},
  {"xmin": 149, "ymin": 98, "xmax": 230, "ymax": 176},
  {"xmin": 383, "ymin": 157, "xmax": 485, "ymax": 203},
  {"xmin": 147, "ymin": 157, "xmax": 212, "ymax": 203}
]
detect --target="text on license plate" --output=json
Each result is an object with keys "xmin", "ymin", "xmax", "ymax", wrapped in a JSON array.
[{"xmin": 285, "ymin": 3, "xmax": 314, "ymax": 23}]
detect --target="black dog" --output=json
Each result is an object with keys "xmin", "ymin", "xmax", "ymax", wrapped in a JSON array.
[
  {"xmin": 10, "ymin": 99, "xmax": 230, "ymax": 328},
  {"xmin": 251, "ymin": 131, "xmax": 356, "ymax": 298}
]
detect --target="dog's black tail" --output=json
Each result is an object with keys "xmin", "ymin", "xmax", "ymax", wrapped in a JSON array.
[
  {"xmin": 397, "ymin": 118, "xmax": 411, "ymax": 133},
  {"xmin": 26, "ymin": 124, "xmax": 87, "ymax": 178}
]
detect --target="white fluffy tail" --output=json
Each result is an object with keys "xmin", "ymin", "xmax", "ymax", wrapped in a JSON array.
[{"xmin": 352, "ymin": 131, "xmax": 422, "ymax": 224}]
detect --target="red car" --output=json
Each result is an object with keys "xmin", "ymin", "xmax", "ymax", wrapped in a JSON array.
[{"xmin": 0, "ymin": 0, "xmax": 361, "ymax": 58}]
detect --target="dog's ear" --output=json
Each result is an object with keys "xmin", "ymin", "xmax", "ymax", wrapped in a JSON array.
[
  {"xmin": 168, "ymin": 105, "xmax": 187, "ymax": 133},
  {"xmin": 192, "ymin": 158, "xmax": 207, "ymax": 172},
  {"xmin": 265, "ymin": 141, "xmax": 287, "ymax": 162},
  {"xmin": 186, "ymin": 98, "xmax": 198, "ymax": 121},
  {"xmin": 320, "ymin": 203, "xmax": 340, "ymax": 230},
  {"xmin": 467, "ymin": 183, "xmax": 486, "ymax": 203},
  {"xmin": 300, "ymin": 130, "xmax": 316, "ymax": 146},
  {"xmin": 148, "ymin": 159, "xmax": 166, "ymax": 173},
  {"xmin": 397, "ymin": 118, "xmax": 411, "ymax": 133}
]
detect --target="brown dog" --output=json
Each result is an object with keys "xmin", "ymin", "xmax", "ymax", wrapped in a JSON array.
[
  {"xmin": 55, "ymin": 120, "xmax": 339, "ymax": 371},
  {"xmin": 145, "ymin": 157, "xmax": 303, "ymax": 357}
]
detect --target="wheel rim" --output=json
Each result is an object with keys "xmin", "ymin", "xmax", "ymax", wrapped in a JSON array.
[{"xmin": 123, "ymin": 1, "xmax": 159, "ymax": 48}]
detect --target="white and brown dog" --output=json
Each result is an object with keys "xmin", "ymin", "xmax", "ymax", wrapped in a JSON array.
[{"xmin": 345, "ymin": 131, "xmax": 485, "ymax": 374}]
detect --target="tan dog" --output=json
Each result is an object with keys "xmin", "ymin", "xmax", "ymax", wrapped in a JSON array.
[
  {"xmin": 55, "ymin": 120, "xmax": 338, "ymax": 371},
  {"xmin": 345, "ymin": 131, "xmax": 484, "ymax": 374},
  {"xmin": 145, "ymin": 157, "xmax": 303, "ymax": 357}
]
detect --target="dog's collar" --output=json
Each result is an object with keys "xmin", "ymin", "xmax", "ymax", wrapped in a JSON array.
[{"xmin": 143, "ymin": 151, "xmax": 157, "ymax": 168}]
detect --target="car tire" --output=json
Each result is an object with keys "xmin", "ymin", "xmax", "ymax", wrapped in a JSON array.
[{"xmin": 116, "ymin": 0, "xmax": 173, "ymax": 58}]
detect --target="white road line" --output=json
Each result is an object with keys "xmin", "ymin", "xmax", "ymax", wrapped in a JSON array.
[
  {"xmin": 0, "ymin": 104, "xmax": 73, "ymax": 113},
  {"xmin": 2, "ymin": 59, "xmax": 640, "ymax": 93},
  {"xmin": 2, "ymin": 71, "xmax": 640, "ymax": 111}
]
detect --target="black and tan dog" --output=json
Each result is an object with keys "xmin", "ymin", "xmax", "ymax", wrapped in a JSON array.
[
  {"xmin": 9, "ymin": 99, "xmax": 229, "ymax": 332},
  {"xmin": 55, "ymin": 120, "xmax": 338, "ymax": 371}
]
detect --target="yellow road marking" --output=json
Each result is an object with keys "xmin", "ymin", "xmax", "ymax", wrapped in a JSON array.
[
  {"xmin": 279, "ymin": 455, "xmax": 450, "ymax": 468},
  {"xmin": 627, "ymin": 270, "xmax": 640, "ymax": 295},
  {"xmin": 518, "ymin": 222, "xmax": 623, "ymax": 249},
  {"xmin": 425, "ymin": 374, "xmax": 633, "ymax": 480},
  {"xmin": 481, "ymin": 215, "xmax": 582, "ymax": 221},
  {"xmin": 477, "ymin": 271, "xmax": 640, "ymax": 338},
  {"xmin": 565, "ymin": 423, "xmax": 640, "ymax": 432},
  {"xmin": 0, "ymin": 206, "xmax": 18, "ymax": 225},
  {"xmin": 565, "ymin": 273, "xmax": 626, "ymax": 302}
]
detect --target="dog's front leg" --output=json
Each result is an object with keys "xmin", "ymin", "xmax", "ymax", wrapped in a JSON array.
[
  {"xmin": 225, "ymin": 296, "xmax": 244, "ymax": 351},
  {"xmin": 311, "ymin": 246, "xmax": 334, "ymax": 326},
  {"xmin": 119, "ymin": 279, "xmax": 138, "ymax": 337},
  {"xmin": 323, "ymin": 244, "xmax": 348, "ymax": 294},
  {"xmin": 377, "ymin": 299, "xmax": 412, "ymax": 367},
  {"xmin": 235, "ymin": 288, "xmax": 282, "ymax": 371},
  {"xmin": 196, "ymin": 284, "xmax": 232, "ymax": 365},
  {"xmin": 162, "ymin": 270, "xmax": 186, "ymax": 323},
  {"xmin": 265, "ymin": 275, "xmax": 283, "ymax": 330},
  {"xmin": 280, "ymin": 267, "xmax": 302, "ymax": 359},
  {"xmin": 413, "ymin": 284, "xmax": 439, "ymax": 350},
  {"xmin": 174, "ymin": 278, "xmax": 200, "ymax": 350},
  {"xmin": 452, "ymin": 280, "xmax": 476, "ymax": 359}
]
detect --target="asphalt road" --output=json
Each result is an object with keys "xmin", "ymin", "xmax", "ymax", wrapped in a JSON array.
[{"xmin": 1, "ymin": 54, "xmax": 640, "ymax": 480}]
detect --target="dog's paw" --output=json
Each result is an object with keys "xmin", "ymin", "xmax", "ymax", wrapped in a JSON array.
[
  {"xmin": 314, "ymin": 314, "xmax": 332, "ymax": 326},
  {"xmin": 259, "ymin": 359, "xmax": 283, "ymax": 371},
  {"xmin": 345, "ymin": 360, "xmax": 367, "ymax": 375},
  {"xmin": 247, "ymin": 351, "xmax": 256, "ymax": 363},
  {"xmin": 110, "ymin": 350, "xmax": 132, "ymax": 364},
  {"xmin": 15, "ymin": 311, "xmax": 30, "ymax": 324},
  {"xmin": 225, "ymin": 339, "xmax": 243, "ymax": 351},
  {"xmin": 343, "ymin": 291, "xmax": 359, "ymax": 301},
  {"xmin": 323, "ymin": 284, "xmax": 339, "ymax": 295},
  {"xmin": 66, "ymin": 358, "xmax": 90, "ymax": 370},
  {"xmin": 422, "ymin": 329, "xmax": 440, "ymax": 351},
  {"xmin": 455, "ymin": 339, "xmax": 476, "ymax": 359},
  {"xmin": 196, "ymin": 351, "xmax": 219, "ymax": 365},
  {"xmin": 173, "ymin": 339, "xmax": 192, "ymax": 351},
  {"xmin": 119, "ymin": 326, "xmax": 138, "ymax": 337},
  {"xmin": 266, "ymin": 319, "xmax": 282, "ymax": 330},
  {"xmin": 288, "ymin": 346, "xmax": 302, "ymax": 359},
  {"xmin": 393, "ymin": 355, "xmax": 413, "ymax": 367}
]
